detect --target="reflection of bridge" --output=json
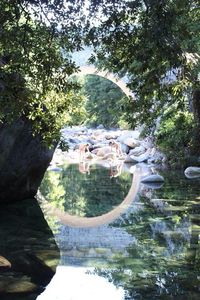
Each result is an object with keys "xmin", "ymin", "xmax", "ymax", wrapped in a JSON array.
[
  {"xmin": 38, "ymin": 167, "xmax": 141, "ymax": 228},
  {"xmin": 77, "ymin": 66, "xmax": 133, "ymax": 97}
]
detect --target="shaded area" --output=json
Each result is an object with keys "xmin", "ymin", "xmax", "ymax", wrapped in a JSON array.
[
  {"xmin": 0, "ymin": 119, "xmax": 54, "ymax": 203},
  {"xmin": 0, "ymin": 198, "xmax": 60, "ymax": 300},
  {"xmin": 40, "ymin": 164, "xmax": 132, "ymax": 218}
]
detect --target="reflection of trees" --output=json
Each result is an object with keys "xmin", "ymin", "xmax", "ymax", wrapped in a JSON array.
[
  {"xmin": 93, "ymin": 172, "xmax": 200, "ymax": 299},
  {"xmin": 40, "ymin": 164, "xmax": 132, "ymax": 217}
]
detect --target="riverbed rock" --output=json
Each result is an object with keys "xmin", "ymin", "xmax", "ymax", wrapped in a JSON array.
[
  {"xmin": 93, "ymin": 146, "xmax": 114, "ymax": 157},
  {"xmin": 122, "ymin": 137, "xmax": 140, "ymax": 148},
  {"xmin": 129, "ymin": 145, "xmax": 146, "ymax": 156},
  {"xmin": 184, "ymin": 166, "xmax": 200, "ymax": 179},
  {"xmin": 129, "ymin": 149, "xmax": 151, "ymax": 163}
]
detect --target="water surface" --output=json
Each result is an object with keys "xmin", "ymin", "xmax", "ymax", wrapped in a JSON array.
[{"xmin": 38, "ymin": 164, "xmax": 200, "ymax": 300}]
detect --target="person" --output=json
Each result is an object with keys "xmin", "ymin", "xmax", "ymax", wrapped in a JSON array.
[
  {"xmin": 78, "ymin": 161, "xmax": 91, "ymax": 174},
  {"xmin": 109, "ymin": 161, "xmax": 123, "ymax": 178},
  {"xmin": 79, "ymin": 143, "xmax": 90, "ymax": 161},
  {"xmin": 109, "ymin": 139, "xmax": 123, "ymax": 157}
]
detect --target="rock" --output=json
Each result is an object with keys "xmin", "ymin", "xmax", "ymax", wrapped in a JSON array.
[
  {"xmin": 184, "ymin": 166, "xmax": 200, "ymax": 179},
  {"xmin": 0, "ymin": 118, "xmax": 55, "ymax": 203},
  {"xmin": 97, "ymin": 124, "xmax": 104, "ymax": 129},
  {"xmin": 141, "ymin": 174, "xmax": 164, "ymax": 183},
  {"xmin": 121, "ymin": 143, "xmax": 129, "ymax": 154},
  {"xmin": 141, "ymin": 182, "xmax": 164, "ymax": 189},
  {"xmin": 124, "ymin": 155, "xmax": 135, "ymax": 163},
  {"xmin": 122, "ymin": 137, "xmax": 140, "ymax": 148},
  {"xmin": 130, "ymin": 149, "xmax": 151, "ymax": 163},
  {"xmin": 47, "ymin": 166, "xmax": 62, "ymax": 172},
  {"xmin": 129, "ymin": 145, "xmax": 146, "ymax": 156},
  {"xmin": 117, "ymin": 130, "xmax": 140, "ymax": 143},
  {"xmin": 69, "ymin": 137, "xmax": 80, "ymax": 144},
  {"xmin": 94, "ymin": 146, "xmax": 113, "ymax": 157}
]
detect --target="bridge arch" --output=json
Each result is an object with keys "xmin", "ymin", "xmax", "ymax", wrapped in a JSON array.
[{"xmin": 76, "ymin": 65, "xmax": 133, "ymax": 98}]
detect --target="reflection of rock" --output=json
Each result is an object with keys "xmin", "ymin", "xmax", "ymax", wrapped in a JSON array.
[
  {"xmin": 0, "ymin": 198, "xmax": 59, "ymax": 298},
  {"xmin": 141, "ymin": 174, "xmax": 164, "ymax": 183},
  {"xmin": 141, "ymin": 182, "xmax": 164, "ymax": 189},
  {"xmin": 184, "ymin": 167, "xmax": 200, "ymax": 179}
]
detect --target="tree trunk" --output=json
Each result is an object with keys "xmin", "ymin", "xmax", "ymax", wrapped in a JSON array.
[{"xmin": 0, "ymin": 118, "xmax": 55, "ymax": 203}]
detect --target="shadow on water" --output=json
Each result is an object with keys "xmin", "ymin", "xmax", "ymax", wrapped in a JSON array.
[
  {"xmin": 38, "ymin": 165, "xmax": 200, "ymax": 300},
  {"xmin": 0, "ymin": 198, "xmax": 60, "ymax": 300}
]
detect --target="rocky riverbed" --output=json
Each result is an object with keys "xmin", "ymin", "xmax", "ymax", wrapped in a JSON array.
[{"xmin": 48, "ymin": 126, "xmax": 167, "ymax": 182}]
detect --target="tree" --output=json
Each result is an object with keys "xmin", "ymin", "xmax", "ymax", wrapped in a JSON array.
[
  {"xmin": 85, "ymin": 0, "xmax": 200, "ymax": 154},
  {"xmin": 0, "ymin": 0, "xmax": 86, "ymax": 144},
  {"xmin": 83, "ymin": 74, "xmax": 131, "ymax": 128}
]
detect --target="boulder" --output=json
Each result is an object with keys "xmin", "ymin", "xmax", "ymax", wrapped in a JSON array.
[
  {"xmin": 141, "ymin": 174, "xmax": 164, "ymax": 183},
  {"xmin": 130, "ymin": 149, "xmax": 151, "ymax": 163},
  {"xmin": 184, "ymin": 166, "xmax": 200, "ymax": 179},
  {"xmin": 94, "ymin": 146, "xmax": 113, "ymax": 157},
  {"xmin": 124, "ymin": 155, "xmax": 136, "ymax": 163},
  {"xmin": 121, "ymin": 143, "xmax": 129, "ymax": 154},
  {"xmin": 129, "ymin": 145, "xmax": 146, "ymax": 156},
  {"xmin": 0, "ymin": 118, "xmax": 55, "ymax": 203},
  {"xmin": 122, "ymin": 137, "xmax": 140, "ymax": 148}
]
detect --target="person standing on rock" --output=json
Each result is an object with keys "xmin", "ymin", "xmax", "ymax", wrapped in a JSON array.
[
  {"xmin": 109, "ymin": 140, "xmax": 123, "ymax": 157},
  {"xmin": 79, "ymin": 143, "xmax": 90, "ymax": 161}
]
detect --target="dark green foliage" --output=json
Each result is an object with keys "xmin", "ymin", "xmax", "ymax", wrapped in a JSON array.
[
  {"xmin": 83, "ymin": 74, "xmax": 131, "ymax": 128},
  {"xmin": 0, "ymin": 0, "xmax": 86, "ymax": 144},
  {"xmin": 40, "ymin": 164, "xmax": 132, "ymax": 217},
  {"xmin": 155, "ymin": 109, "xmax": 196, "ymax": 167}
]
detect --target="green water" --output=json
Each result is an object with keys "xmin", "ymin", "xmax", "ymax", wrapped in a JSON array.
[{"xmin": 39, "ymin": 164, "xmax": 200, "ymax": 300}]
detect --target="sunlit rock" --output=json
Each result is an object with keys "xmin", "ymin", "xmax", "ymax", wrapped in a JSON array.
[{"xmin": 122, "ymin": 137, "xmax": 140, "ymax": 148}]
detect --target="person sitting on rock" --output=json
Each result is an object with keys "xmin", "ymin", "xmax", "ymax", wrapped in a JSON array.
[
  {"xmin": 79, "ymin": 143, "xmax": 90, "ymax": 161},
  {"xmin": 109, "ymin": 139, "xmax": 123, "ymax": 157}
]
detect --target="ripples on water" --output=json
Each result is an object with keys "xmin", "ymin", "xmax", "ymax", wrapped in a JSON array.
[{"xmin": 38, "ymin": 164, "xmax": 200, "ymax": 300}]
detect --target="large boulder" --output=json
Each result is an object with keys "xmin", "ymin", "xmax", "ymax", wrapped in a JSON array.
[
  {"xmin": 129, "ymin": 145, "xmax": 146, "ymax": 156},
  {"xmin": 0, "ymin": 119, "xmax": 55, "ymax": 203}
]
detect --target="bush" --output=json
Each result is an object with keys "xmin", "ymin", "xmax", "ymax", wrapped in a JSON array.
[{"xmin": 155, "ymin": 110, "xmax": 195, "ymax": 167}]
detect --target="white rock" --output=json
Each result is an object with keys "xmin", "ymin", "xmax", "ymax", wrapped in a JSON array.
[{"xmin": 184, "ymin": 167, "xmax": 200, "ymax": 179}]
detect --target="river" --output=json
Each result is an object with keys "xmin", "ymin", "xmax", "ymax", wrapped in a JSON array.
[{"xmin": 36, "ymin": 162, "xmax": 200, "ymax": 300}]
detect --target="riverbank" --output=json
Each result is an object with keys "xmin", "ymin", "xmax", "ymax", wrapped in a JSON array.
[{"xmin": 50, "ymin": 126, "xmax": 166, "ymax": 173}]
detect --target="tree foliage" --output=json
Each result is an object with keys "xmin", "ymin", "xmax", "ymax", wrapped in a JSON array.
[
  {"xmin": 85, "ymin": 1, "xmax": 200, "ymax": 139},
  {"xmin": 82, "ymin": 74, "xmax": 131, "ymax": 128},
  {"xmin": 0, "ymin": 0, "xmax": 86, "ymax": 144}
]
